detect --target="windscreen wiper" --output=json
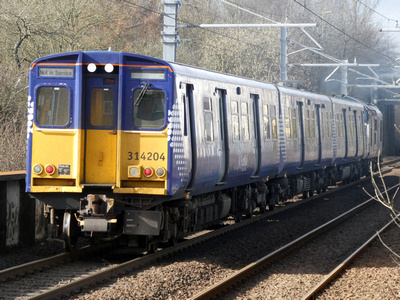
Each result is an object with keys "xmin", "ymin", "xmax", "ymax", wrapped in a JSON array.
[{"xmin": 134, "ymin": 83, "xmax": 152, "ymax": 106}]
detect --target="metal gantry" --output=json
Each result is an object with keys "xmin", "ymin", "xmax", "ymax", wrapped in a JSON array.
[{"xmin": 162, "ymin": 0, "xmax": 400, "ymax": 98}]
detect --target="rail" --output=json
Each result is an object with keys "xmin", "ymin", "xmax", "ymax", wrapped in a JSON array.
[
  {"xmin": 301, "ymin": 217, "xmax": 398, "ymax": 299},
  {"xmin": 1, "ymin": 164, "xmax": 398, "ymax": 299},
  {"xmin": 189, "ymin": 183, "xmax": 400, "ymax": 300}
]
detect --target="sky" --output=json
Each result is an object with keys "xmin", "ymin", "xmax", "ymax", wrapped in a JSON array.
[
  {"xmin": 375, "ymin": 0, "xmax": 399, "ymax": 25},
  {"xmin": 375, "ymin": 0, "xmax": 400, "ymax": 48}
]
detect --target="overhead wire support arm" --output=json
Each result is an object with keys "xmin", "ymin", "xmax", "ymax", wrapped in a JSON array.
[
  {"xmin": 380, "ymin": 28, "xmax": 400, "ymax": 32},
  {"xmin": 179, "ymin": 23, "xmax": 317, "ymax": 29},
  {"xmin": 380, "ymin": 21, "xmax": 400, "ymax": 32}
]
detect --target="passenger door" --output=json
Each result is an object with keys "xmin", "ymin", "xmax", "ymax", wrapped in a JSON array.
[
  {"xmin": 297, "ymin": 101, "xmax": 305, "ymax": 169},
  {"xmin": 217, "ymin": 89, "xmax": 229, "ymax": 184},
  {"xmin": 251, "ymin": 94, "xmax": 261, "ymax": 177},
  {"xmin": 84, "ymin": 77, "xmax": 118, "ymax": 184}
]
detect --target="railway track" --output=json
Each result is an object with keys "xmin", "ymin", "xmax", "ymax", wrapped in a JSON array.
[
  {"xmin": 190, "ymin": 183, "xmax": 400, "ymax": 300},
  {"xmin": 0, "ymin": 159, "xmax": 398, "ymax": 299},
  {"xmin": 302, "ymin": 218, "xmax": 398, "ymax": 299}
]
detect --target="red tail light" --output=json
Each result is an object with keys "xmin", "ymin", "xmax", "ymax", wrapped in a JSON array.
[
  {"xmin": 45, "ymin": 165, "xmax": 56, "ymax": 175},
  {"xmin": 144, "ymin": 167, "xmax": 153, "ymax": 177}
]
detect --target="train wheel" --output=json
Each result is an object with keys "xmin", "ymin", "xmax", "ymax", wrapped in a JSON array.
[
  {"xmin": 147, "ymin": 236, "xmax": 160, "ymax": 253},
  {"xmin": 246, "ymin": 200, "xmax": 255, "ymax": 218},
  {"xmin": 234, "ymin": 213, "xmax": 243, "ymax": 222},
  {"xmin": 168, "ymin": 223, "xmax": 179, "ymax": 246},
  {"xmin": 169, "ymin": 235, "xmax": 178, "ymax": 246},
  {"xmin": 259, "ymin": 199, "xmax": 267, "ymax": 214},
  {"xmin": 62, "ymin": 211, "xmax": 79, "ymax": 252}
]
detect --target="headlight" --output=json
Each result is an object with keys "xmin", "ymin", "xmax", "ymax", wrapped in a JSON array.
[
  {"xmin": 33, "ymin": 164, "xmax": 43, "ymax": 175},
  {"xmin": 87, "ymin": 63, "xmax": 97, "ymax": 72},
  {"xmin": 128, "ymin": 166, "xmax": 141, "ymax": 178},
  {"xmin": 105, "ymin": 63, "xmax": 114, "ymax": 73}
]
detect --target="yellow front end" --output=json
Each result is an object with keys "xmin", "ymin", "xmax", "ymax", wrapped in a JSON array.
[
  {"xmin": 115, "ymin": 128, "xmax": 169, "ymax": 195},
  {"xmin": 30, "ymin": 124, "xmax": 84, "ymax": 193},
  {"xmin": 85, "ymin": 129, "xmax": 117, "ymax": 184},
  {"xmin": 30, "ymin": 126, "xmax": 169, "ymax": 195}
]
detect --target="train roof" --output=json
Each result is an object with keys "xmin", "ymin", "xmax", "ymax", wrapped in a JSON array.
[
  {"xmin": 30, "ymin": 51, "xmax": 171, "ymax": 69},
  {"xmin": 30, "ymin": 51, "xmax": 377, "ymax": 109},
  {"xmin": 169, "ymin": 61, "xmax": 278, "ymax": 91}
]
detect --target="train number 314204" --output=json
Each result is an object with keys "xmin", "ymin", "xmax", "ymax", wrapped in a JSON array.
[{"xmin": 128, "ymin": 152, "xmax": 166, "ymax": 161}]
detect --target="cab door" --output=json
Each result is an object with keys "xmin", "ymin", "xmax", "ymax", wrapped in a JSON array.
[{"xmin": 85, "ymin": 77, "xmax": 118, "ymax": 184}]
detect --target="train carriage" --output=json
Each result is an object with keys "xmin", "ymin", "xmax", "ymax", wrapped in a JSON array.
[
  {"xmin": 276, "ymin": 88, "xmax": 334, "ymax": 174},
  {"xmin": 26, "ymin": 51, "xmax": 382, "ymax": 251}
]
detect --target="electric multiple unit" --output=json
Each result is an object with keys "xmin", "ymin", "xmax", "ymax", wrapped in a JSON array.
[{"xmin": 26, "ymin": 51, "xmax": 382, "ymax": 251}]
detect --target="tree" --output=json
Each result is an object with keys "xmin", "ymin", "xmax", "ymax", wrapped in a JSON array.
[
  {"xmin": 363, "ymin": 150, "xmax": 400, "ymax": 261},
  {"xmin": 0, "ymin": 0, "xmax": 399, "ymax": 171}
]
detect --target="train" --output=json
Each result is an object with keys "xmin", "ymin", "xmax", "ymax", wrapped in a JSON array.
[{"xmin": 26, "ymin": 51, "xmax": 382, "ymax": 251}]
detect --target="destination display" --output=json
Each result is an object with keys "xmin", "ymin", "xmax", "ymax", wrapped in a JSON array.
[
  {"xmin": 39, "ymin": 67, "xmax": 74, "ymax": 78},
  {"xmin": 131, "ymin": 69, "xmax": 165, "ymax": 80}
]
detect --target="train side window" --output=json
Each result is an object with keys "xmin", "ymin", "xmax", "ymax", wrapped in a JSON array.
[
  {"xmin": 304, "ymin": 109, "xmax": 316, "ymax": 139},
  {"xmin": 262, "ymin": 104, "xmax": 270, "ymax": 140},
  {"xmin": 341, "ymin": 114, "xmax": 344, "ymax": 137},
  {"xmin": 271, "ymin": 105, "xmax": 277, "ymax": 139},
  {"xmin": 310, "ymin": 110, "xmax": 315, "ymax": 138},
  {"xmin": 352, "ymin": 115, "xmax": 356, "ymax": 137},
  {"xmin": 325, "ymin": 112, "xmax": 330, "ymax": 138},
  {"xmin": 36, "ymin": 86, "xmax": 69, "ymax": 126},
  {"xmin": 336, "ymin": 113, "xmax": 339, "ymax": 137},
  {"xmin": 241, "ymin": 102, "xmax": 250, "ymax": 141},
  {"xmin": 90, "ymin": 88, "xmax": 114, "ymax": 127},
  {"xmin": 285, "ymin": 107, "xmax": 291, "ymax": 139},
  {"xmin": 133, "ymin": 88, "xmax": 165, "ymax": 128},
  {"xmin": 336, "ymin": 113, "xmax": 343, "ymax": 138},
  {"xmin": 305, "ymin": 110, "xmax": 310, "ymax": 138},
  {"xmin": 203, "ymin": 97, "xmax": 214, "ymax": 142},
  {"xmin": 348, "ymin": 114, "xmax": 353, "ymax": 137},
  {"xmin": 291, "ymin": 108, "xmax": 297, "ymax": 139},
  {"xmin": 231, "ymin": 101, "xmax": 240, "ymax": 141}
]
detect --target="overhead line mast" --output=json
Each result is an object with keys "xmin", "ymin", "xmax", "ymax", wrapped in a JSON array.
[
  {"xmin": 162, "ymin": 1, "xmax": 399, "ymax": 98},
  {"xmin": 162, "ymin": 1, "xmax": 316, "ymax": 83}
]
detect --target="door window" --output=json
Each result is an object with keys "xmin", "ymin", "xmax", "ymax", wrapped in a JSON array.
[{"xmin": 90, "ymin": 88, "xmax": 114, "ymax": 127}]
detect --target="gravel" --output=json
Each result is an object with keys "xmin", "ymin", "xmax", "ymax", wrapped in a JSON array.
[
  {"xmin": 2, "ymin": 164, "xmax": 399, "ymax": 299},
  {"xmin": 318, "ymin": 223, "xmax": 400, "ymax": 299},
  {"xmin": 71, "ymin": 168, "xmax": 400, "ymax": 299}
]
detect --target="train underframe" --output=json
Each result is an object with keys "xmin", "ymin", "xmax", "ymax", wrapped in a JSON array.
[{"xmin": 54, "ymin": 158, "xmax": 378, "ymax": 252}]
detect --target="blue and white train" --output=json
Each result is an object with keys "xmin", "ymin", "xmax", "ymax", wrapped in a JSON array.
[{"xmin": 26, "ymin": 51, "xmax": 382, "ymax": 251}]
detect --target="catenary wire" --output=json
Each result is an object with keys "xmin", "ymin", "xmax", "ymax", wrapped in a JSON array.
[{"xmin": 293, "ymin": 0, "xmax": 397, "ymax": 64}]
